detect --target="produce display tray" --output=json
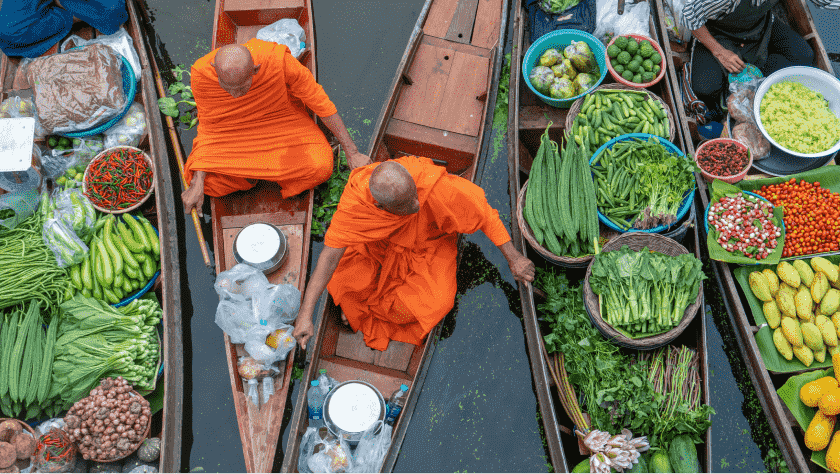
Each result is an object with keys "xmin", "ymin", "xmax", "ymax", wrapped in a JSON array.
[
  {"xmin": 751, "ymin": 147, "xmax": 837, "ymax": 177},
  {"xmin": 732, "ymin": 255, "xmax": 840, "ymax": 374},
  {"xmin": 777, "ymin": 368, "xmax": 836, "ymax": 469}
]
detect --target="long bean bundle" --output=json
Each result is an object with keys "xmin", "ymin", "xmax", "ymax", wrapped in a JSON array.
[{"xmin": 0, "ymin": 212, "xmax": 68, "ymax": 311}]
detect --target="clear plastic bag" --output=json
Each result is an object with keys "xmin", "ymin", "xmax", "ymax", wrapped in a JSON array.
[
  {"xmin": 298, "ymin": 427, "xmax": 320, "ymax": 473},
  {"xmin": 307, "ymin": 434, "xmax": 354, "ymax": 473},
  {"xmin": 44, "ymin": 136, "xmax": 106, "ymax": 181},
  {"xmin": 0, "ymin": 95, "xmax": 47, "ymax": 138},
  {"xmin": 104, "ymin": 102, "xmax": 148, "ymax": 148},
  {"xmin": 50, "ymin": 188, "xmax": 97, "ymax": 242},
  {"xmin": 20, "ymin": 43, "xmax": 126, "ymax": 134},
  {"xmin": 60, "ymin": 27, "xmax": 142, "ymax": 81},
  {"xmin": 348, "ymin": 421, "xmax": 392, "ymax": 473},
  {"xmin": 727, "ymin": 79, "xmax": 771, "ymax": 160},
  {"xmin": 42, "ymin": 217, "xmax": 89, "ymax": 267},
  {"xmin": 256, "ymin": 19, "xmax": 306, "ymax": 58},
  {"xmin": 244, "ymin": 323, "xmax": 296, "ymax": 365},
  {"xmin": 214, "ymin": 263, "xmax": 302, "ymax": 344},
  {"xmin": 593, "ymin": 0, "xmax": 651, "ymax": 44},
  {"xmin": 0, "ymin": 187, "xmax": 40, "ymax": 230},
  {"xmin": 663, "ymin": 0, "xmax": 691, "ymax": 44},
  {"xmin": 0, "ymin": 143, "xmax": 44, "ymax": 193}
]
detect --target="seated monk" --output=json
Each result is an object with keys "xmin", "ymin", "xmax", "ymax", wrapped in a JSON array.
[
  {"xmin": 292, "ymin": 156, "xmax": 535, "ymax": 352},
  {"xmin": 0, "ymin": 0, "xmax": 127, "ymax": 57},
  {"xmin": 181, "ymin": 39, "xmax": 370, "ymax": 216}
]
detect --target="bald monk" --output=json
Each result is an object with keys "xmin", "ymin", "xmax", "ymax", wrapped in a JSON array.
[
  {"xmin": 292, "ymin": 156, "xmax": 535, "ymax": 352},
  {"xmin": 182, "ymin": 40, "xmax": 371, "ymax": 216}
]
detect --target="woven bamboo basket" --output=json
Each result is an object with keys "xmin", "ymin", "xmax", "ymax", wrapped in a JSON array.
[
  {"xmin": 517, "ymin": 181, "xmax": 621, "ymax": 267},
  {"xmin": 565, "ymin": 83, "xmax": 677, "ymax": 144},
  {"xmin": 582, "ymin": 232, "xmax": 704, "ymax": 350}
]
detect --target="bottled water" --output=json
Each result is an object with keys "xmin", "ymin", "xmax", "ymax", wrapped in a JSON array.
[
  {"xmin": 384, "ymin": 384, "xmax": 409, "ymax": 425},
  {"xmin": 317, "ymin": 368, "xmax": 334, "ymax": 396},
  {"xmin": 307, "ymin": 380, "xmax": 326, "ymax": 428}
]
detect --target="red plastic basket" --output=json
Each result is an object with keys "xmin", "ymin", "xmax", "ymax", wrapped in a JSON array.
[
  {"xmin": 605, "ymin": 34, "xmax": 667, "ymax": 89},
  {"xmin": 694, "ymin": 138, "xmax": 753, "ymax": 184}
]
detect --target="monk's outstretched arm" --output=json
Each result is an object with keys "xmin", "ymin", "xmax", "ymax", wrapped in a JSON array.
[
  {"xmin": 497, "ymin": 240, "xmax": 535, "ymax": 283},
  {"xmin": 292, "ymin": 245, "xmax": 346, "ymax": 350},
  {"xmin": 320, "ymin": 113, "xmax": 372, "ymax": 170}
]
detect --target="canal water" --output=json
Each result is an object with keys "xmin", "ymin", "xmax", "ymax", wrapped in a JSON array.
[{"xmin": 139, "ymin": 0, "xmax": 840, "ymax": 471}]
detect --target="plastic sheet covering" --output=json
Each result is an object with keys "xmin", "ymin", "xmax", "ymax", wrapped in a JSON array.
[
  {"xmin": 60, "ymin": 27, "xmax": 142, "ymax": 80},
  {"xmin": 104, "ymin": 102, "xmax": 148, "ymax": 148},
  {"xmin": 21, "ymin": 44, "xmax": 126, "ymax": 134},
  {"xmin": 593, "ymin": 0, "xmax": 650, "ymax": 44},
  {"xmin": 257, "ymin": 19, "xmax": 306, "ymax": 58},
  {"xmin": 0, "ymin": 187, "xmax": 40, "ymax": 230},
  {"xmin": 0, "ymin": 144, "xmax": 43, "ymax": 192}
]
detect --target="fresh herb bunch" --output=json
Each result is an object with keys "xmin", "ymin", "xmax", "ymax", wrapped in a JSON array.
[
  {"xmin": 312, "ymin": 147, "xmax": 350, "ymax": 236},
  {"xmin": 538, "ymin": 268, "xmax": 660, "ymax": 437},
  {"xmin": 538, "ymin": 0, "xmax": 582, "ymax": 14},
  {"xmin": 157, "ymin": 64, "xmax": 198, "ymax": 129}
]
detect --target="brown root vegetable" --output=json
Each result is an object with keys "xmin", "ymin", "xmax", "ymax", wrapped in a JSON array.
[
  {"xmin": 0, "ymin": 422, "xmax": 19, "ymax": 444},
  {"xmin": 732, "ymin": 122, "xmax": 771, "ymax": 159},
  {"xmin": 0, "ymin": 442, "xmax": 15, "ymax": 469},
  {"xmin": 0, "ymin": 464, "xmax": 19, "ymax": 473},
  {"xmin": 9, "ymin": 434, "xmax": 33, "ymax": 461}
]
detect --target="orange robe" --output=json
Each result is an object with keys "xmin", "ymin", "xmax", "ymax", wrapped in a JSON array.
[
  {"xmin": 184, "ymin": 38, "xmax": 336, "ymax": 199},
  {"xmin": 324, "ymin": 156, "xmax": 511, "ymax": 351}
]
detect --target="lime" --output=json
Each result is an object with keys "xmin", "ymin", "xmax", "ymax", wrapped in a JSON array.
[
  {"xmin": 56, "ymin": 176, "xmax": 67, "ymax": 186},
  {"xmin": 75, "ymin": 173, "xmax": 83, "ymax": 181}
]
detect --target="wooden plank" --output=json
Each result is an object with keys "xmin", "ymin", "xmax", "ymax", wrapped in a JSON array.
[
  {"xmin": 223, "ymin": 0, "xmax": 303, "ymax": 10},
  {"xmin": 219, "ymin": 209, "xmax": 307, "ymax": 229},
  {"xmin": 386, "ymin": 118, "xmax": 479, "ymax": 155},
  {"xmin": 335, "ymin": 329, "xmax": 377, "ymax": 364},
  {"xmin": 392, "ymin": 42, "xmax": 454, "ymax": 128},
  {"xmin": 227, "ymin": 8, "xmax": 303, "ymax": 28},
  {"xmin": 424, "ymin": 0, "xmax": 458, "ymax": 38},
  {"xmin": 471, "ymin": 0, "xmax": 503, "ymax": 49},
  {"xmin": 519, "ymin": 105, "xmax": 568, "ymax": 131},
  {"xmin": 445, "ymin": 0, "xmax": 480, "ymax": 44},
  {"xmin": 221, "ymin": 223, "xmax": 304, "ymax": 287},
  {"xmin": 373, "ymin": 340, "xmax": 415, "ymax": 371},
  {"xmin": 436, "ymin": 51, "xmax": 490, "ymax": 136},
  {"xmin": 320, "ymin": 358, "xmax": 411, "ymax": 400},
  {"xmin": 422, "ymin": 34, "xmax": 492, "ymax": 57},
  {"xmin": 236, "ymin": 25, "xmax": 264, "ymax": 44}
]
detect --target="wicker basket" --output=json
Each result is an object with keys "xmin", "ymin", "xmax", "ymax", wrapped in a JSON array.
[
  {"xmin": 582, "ymin": 232, "xmax": 704, "ymax": 350},
  {"xmin": 517, "ymin": 180, "xmax": 592, "ymax": 268},
  {"xmin": 88, "ymin": 390, "xmax": 152, "ymax": 463},
  {"xmin": 565, "ymin": 83, "xmax": 677, "ymax": 144}
]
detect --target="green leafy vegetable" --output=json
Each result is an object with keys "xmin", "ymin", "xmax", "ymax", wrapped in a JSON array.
[
  {"xmin": 312, "ymin": 146, "xmax": 350, "ymax": 236},
  {"xmin": 158, "ymin": 64, "xmax": 198, "ymax": 129}
]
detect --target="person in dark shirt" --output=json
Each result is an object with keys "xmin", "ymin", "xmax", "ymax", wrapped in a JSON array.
[{"xmin": 0, "ymin": 0, "xmax": 128, "ymax": 57}]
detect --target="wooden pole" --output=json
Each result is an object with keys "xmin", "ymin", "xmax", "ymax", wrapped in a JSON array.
[{"xmin": 148, "ymin": 57, "xmax": 213, "ymax": 268}]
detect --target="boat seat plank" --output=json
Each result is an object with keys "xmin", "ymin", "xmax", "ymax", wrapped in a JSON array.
[
  {"xmin": 386, "ymin": 119, "xmax": 478, "ymax": 155},
  {"xmin": 220, "ymin": 208, "xmax": 307, "ymax": 229},
  {"xmin": 224, "ymin": 0, "xmax": 303, "ymax": 10},
  {"xmin": 213, "ymin": 181, "xmax": 308, "ymax": 220},
  {"xmin": 436, "ymin": 51, "xmax": 490, "ymax": 136},
  {"xmin": 320, "ymin": 358, "xmax": 411, "ymax": 403},
  {"xmin": 221, "ymin": 223, "xmax": 304, "ymax": 287},
  {"xmin": 334, "ymin": 329, "xmax": 415, "ymax": 372},
  {"xmin": 519, "ymin": 104, "xmax": 567, "ymax": 131},
  {"xmin": 444, "ymin": 0, "xmax": 480, "ymax": 44},
  {"xmin": 392, "ymin": 42, "xmax": 455, "ymax": 129},
  {"xmin": 424, "ymin": 0, "xmax": 460, "ymax": 38},
  {"xmin": 236, "ymin": 25, "xmax": 264, "ymax": 44},
  {"xmin": 383, "ymin": 118, "xmax": 477, "ymax": 174},
  {"xmin": 471, "ymin": 0, "xmax": 503, "ymax": 49}
]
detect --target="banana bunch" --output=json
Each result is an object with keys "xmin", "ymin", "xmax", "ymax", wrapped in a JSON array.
[{"xmin": 749, "ymin": 257, "xmax": 840, "ymax": 367}]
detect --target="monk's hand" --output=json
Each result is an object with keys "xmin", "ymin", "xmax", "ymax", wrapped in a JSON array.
[
  {"xmin": 714, "ymin": 48, "xmax": 746, "ymax": 74},
  {"xmin": 346, "ymin": 150, "xmax": 372, "ymax": 170},
  {"xmin": 509, "ymin": 255, "xmax": 535, "ymax": 283},
  {"xmin": 181, "ymin": 184, "xmax": 205, "ymax": 218},
  {"xmin": 293, "ymin": 318, "xmax": 314, "ymax": 350}
]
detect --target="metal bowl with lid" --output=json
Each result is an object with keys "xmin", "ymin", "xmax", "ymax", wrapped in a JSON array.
[
  {"xmin": 323, "ymin": 380, "xmax": 385, "ymax": 445},
  {"xmin": 232, "ymin": 222, "xmax": 288, "ymax": 274}
]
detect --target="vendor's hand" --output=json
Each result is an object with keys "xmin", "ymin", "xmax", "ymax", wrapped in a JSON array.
[
  {"xmin": 346, "ymin": 150, "xmax": 372, "ymax": 170},
  {"xmin": 714, "ymin": 48, "xmax": 746, "ymax": 74},
  {"xmin": 293, "ymin": 317, "xmax": 314, "ymax": 350},
  {"xmin": 181, "ymin": 184, "xmax": 205, "ymax": 217},
  {"xmin": 509, "ymin": 254, "xmax": 535, "ymax": 283}
]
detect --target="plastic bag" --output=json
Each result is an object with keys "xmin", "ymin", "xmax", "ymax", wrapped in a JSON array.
[
  {"xmin": 527, "ymin": 0, "xmax": 596, "ymax": 41},
  {"xmin": 0, "ymin": 187, "xmax": 40, "ymax": 230},
  {"xmin": 45, "ymin": 136, "xmax": 105, "ymax": 183},
  {"xmin": 50, "ymin": 188, "xmax": 97, "ymax": 242},
  {"xmin": 20, "ymin": 43, "xmax": 126, "ymax": 134},
  {"xmin": 307, "ymin": 433, "xmax": 354, "ymax": 473},
  {"xmin": 60, "ymin": 27, "xmax": 142, "ymax": 81},
  {"xmin": 244, "ymin": 323, "xmax": 296, "ymax": 365},
  {"xmin": 35, "ymin": 418, "xmax": 67, "ymax": 437},
  {"xmin": 214, "ymin": 263, "xmax": 302, "ymax": 344},
  {"xmin": 0, "ymin": 143, "xmax": 44, "ymax": 193},
  {"xmin": 593, "ymin": 0, "xmax": 651, "ymax": 44},
  {"xmin": 32, "ymin": 427, "xmax": 77, "ymax": 473},
  {"xmin": 104, "ymin": 102, "xmax": 148, "ymax": 148},
  {"xmin": 0, "ymin": 95, "xmax": 47, "ymax": 138},
  {"xmin": 663, "ymin": 0, "xmax": 691, "ymax": 44},
  {"xmin": 348, "ymin": 421, "xmax": 392, "ymax": 473},
  {"xmin": 256, "ymin": 19, "xmax": 306, "ymax": 58},
  {"xmin": 43, "ymin": 218, "xmax": 88, "ymax": 267},
  {"xmin": 726, "ymin": 79, "xmax": 771, "ymax": 160}
]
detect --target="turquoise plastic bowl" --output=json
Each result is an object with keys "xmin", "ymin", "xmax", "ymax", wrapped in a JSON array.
[
  {"xmin": 522, "ymin": 29, "xmax": 608, "ymax": 108},
  {"xmin": 61, "ymin": 51, "xmax": 137, "ymax": 138},
  {"xmin": 589, "ymin": 133, "xmax": 695, "ymax": 234}
]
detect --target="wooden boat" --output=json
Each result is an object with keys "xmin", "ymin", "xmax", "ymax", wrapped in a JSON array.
[
  {"xmin": 0, "ymin": 1, "xmax": 184, "ymax": 471},
  {"xmin": 652, "ymin": 0, "xmax": 836, "ymax": 470},
  {"xmin": 281, "ymin": 0, "xmax": 509, "ymax": 471},
  {"xmin": 505, "ymin": 4, "xmax": 712, "ymax": 471},
  {"xmin": 206, "ymin": 0, "xmax": 316, "ymax": 472}
]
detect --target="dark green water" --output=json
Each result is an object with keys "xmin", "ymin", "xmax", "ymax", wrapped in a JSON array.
[{"xmin": 139, "ymin": 0, "xmax": 840, "ymax": 471}]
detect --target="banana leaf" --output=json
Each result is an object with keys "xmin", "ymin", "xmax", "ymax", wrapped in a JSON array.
[
  {"xmin": 777, "ymin": 368, "xmax": 836, "ymax": 469},
  {"xmin": 732, "ymin": 254, "xmax": 840, "ymax": 373},
  {"xmin": 706, "ymin": 179, "xmax": 785, "ymax": 265}
]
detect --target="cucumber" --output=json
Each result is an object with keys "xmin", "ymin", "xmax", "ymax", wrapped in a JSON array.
[
  {"xmin": 104, "ymin": 219, "xmax": 124, "ymax": 277},
  {"xmin": 138, "ymin": 218, "xmax": 160, "ymax": 257},
  {"xmin": 82, "ymin": 254, "xmax": 93, "ymax": 291},
  {"xmin": 70, "ymin": 264, "xmax": 83, "ymax": 290},
  {"xmin": 126, "ymin": 215, "xmax": 151, "ymax": 252},
  {"xmin": 142, "ymin": 256, "xmax": 156, "ymax": 280},
  {"xmin": 96, "ymin": 240, "xmax": 113, "ymax": 287}
]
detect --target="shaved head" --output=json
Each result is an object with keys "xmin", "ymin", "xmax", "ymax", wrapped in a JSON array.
[
  {"xmin": 369, "ymin": 162, "xmax": 419, "ymax": 215},
  {"xmin": 211, "ymin": 44, "xmax": 261, "ymax": 97}
]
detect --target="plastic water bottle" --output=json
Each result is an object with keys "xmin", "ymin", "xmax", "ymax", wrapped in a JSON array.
[
  {"xmin": 307, "ymin": 380, "xmax": 325, "ymax": 428},
  {"xmin": 317, "ymin": 369, "xmax": 334, "ymax": 396},
  {"xmin": 384, "ymin": 384, "xmax": 409, "ymax": 425}
]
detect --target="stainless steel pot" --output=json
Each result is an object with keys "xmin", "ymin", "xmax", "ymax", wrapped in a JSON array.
[
  {"xmin": 323, "ymin": 380, "xmax": 385, "ymax": 445},
  {"xmin": 232, "ymin": 222, "xmax": 288, "ymax": 274}
]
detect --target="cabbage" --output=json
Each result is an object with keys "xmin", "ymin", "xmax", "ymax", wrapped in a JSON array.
[
  {"xmin": 551, "ymin": 59, "xmax": 577, "ymax": 80},
  {"xmin": 760, "ymin": 81, "xmax": 840, "ymax": 154},
  {"xmin": 550, "ymin": 78, "xmax": 577, "ymax": 100},
  {"xmin": 529, "ymin": 66, "xmax": 556, "ymax": 95},
  {"xmin": 564, "ymin": 40, "xmax": 596, "ymax": 73},
  {"xmin": 539, "ymin": 49, "xmax": 563, "ymax": 68},
  {"xmin": 574, "ymin": 73, "xmax": 596, "ymax": 93}
]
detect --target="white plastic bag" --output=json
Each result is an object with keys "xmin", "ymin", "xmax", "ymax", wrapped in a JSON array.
[
  {"xmin": 104, "ymin": 102, "xmax": 148, "ymax": 148},
  {"xmin": 214, "ymin": 263, "xmax": 302, "ymax": 344},
  {"xmin": 663, "ymin": 0, "xmax": 691, "ymax": 44},
  {"xmin": 60, "ymin": 27, "xmax": 141, "ymax": 81},
  {"xmin": 298, "ymin": 427, "xmax": 320, "ymax": 473},
  {"xmin": 349, "ymin": 421, "xmax": 392, "ymax": 473},
  {"xmin": 593, "ymin": 0, "xmax": 651, "ymax": 44},
  {"xmin": 244, "ymin": 323, "xmax": 296, "ymax": 365},
  {"xmin": 0, "ymin": 95, "xmax": 47, "ymax": 138},
  {"xmin": 308, "ymin": 436, "xmax": 354, "ymax": 473},
  {"xmin": 257, "ymin": 19, "xmax": 306, "ymax": 58}
]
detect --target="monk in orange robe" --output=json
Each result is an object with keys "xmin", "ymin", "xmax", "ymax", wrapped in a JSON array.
[
  {"xmin": 182, "ymin": 40, "xmax": 370, "ymax": 215},
  {"xmin": 293, "ymin": 156, "xmax": 535, "ymax": 351}
]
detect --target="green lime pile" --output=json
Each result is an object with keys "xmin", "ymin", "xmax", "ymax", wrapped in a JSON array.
[{"xmin": 606, "ymin": 36, "xmax": 662, "ymax": 85}]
